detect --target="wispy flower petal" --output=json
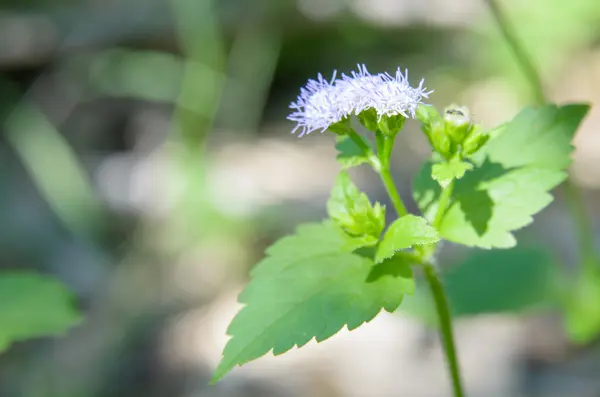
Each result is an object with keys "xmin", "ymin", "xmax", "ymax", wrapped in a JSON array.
[
  {"xmin": 368, "ymin": 68, "xmax": 432, "ymax": 119},
  {"xmin": 287, "ymin": 71, "xmax": 346, "ymax": 137}
]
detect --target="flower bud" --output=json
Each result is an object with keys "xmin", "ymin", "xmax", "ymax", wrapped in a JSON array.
[
  {"xmin": 327, "ymin": 172, "xmax": 385, "ymax": 243},
  {"xmin": 462, "ymin": 125, "xmax": 489, "ymax": 155},
  {"xmin": 429, "ymin": 121, "xmax": 453, "ymax": 158},
  {"xmin": 444, "ymin": 105, "xmax": 471, "ymax": 144},
  {"xmin": 357, "ymin": 108, "xmax": 379, "ymax": 133},
  {"xmin": 416, "ymin": 104, "xmax": 441, "ymax": 125},
  {"xmin": 378, "ymin": 114, "xmax": 406, "ymax": 137}
]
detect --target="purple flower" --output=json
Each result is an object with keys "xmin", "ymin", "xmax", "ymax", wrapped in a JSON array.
[{"xmin": 287, "ymin": 65, "xmax": 432, "ymax": 136}]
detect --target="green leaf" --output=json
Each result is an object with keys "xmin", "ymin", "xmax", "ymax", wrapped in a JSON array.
[
  {"xmin": 212, "ymin": 222, "xmax": 409, "ymax": 383},
  {"xmin": 0, "ymin": 273, "xmax": 81, "ymax": 352},
  {"xmin": 414, "ymin": 104, "xmax": 589, "ymax": 248},
  {"xmin": 335, "ymin": 135, "xmax": 369, "ymax": 169},
  {"xmin": 327, "ymin": 171, "xmax": 384, "ymax": 242},
  {"xmin": 399, "ymin": 247, "xmax": 557, "ymax": 323},
  {"xmin": 368, "ymin": 253, "xmax": 415, "ymax": 295},
  {"xmin": 431, "ymin": 160, "xmax": 473, "ymax": 188},
  {"xmin": 484, "ymin": 104, "xmax": 588, "ymax": 170},
  {"xmin": 375, "ymin": 215, "xmax": 439, "ymax": 263}
]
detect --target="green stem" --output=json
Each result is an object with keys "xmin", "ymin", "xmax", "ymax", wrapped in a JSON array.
[
  {"xmin": 379, "ymin": 135, "xmax": 408, "ymax": 217},
  {"xmin": 484, "ymin": 0, "xmax": 545, "ymax": 106},
  {"xmin": 380, "ymin": 168, "xmax": 408, "ymax": 217},
  {"xmin": 347, "ymin": 129, "xmax": 381, "ymax": 172},
  {"xmin": 423, "ymin": 263, "xmax": 465, "ymax": 397},
  {"xmin": 433, "ymin": 180, "xmax": 455, "ymax": 229},
  {"xmin": 366, "ymin": 134, "xmax": 463, "ymax": 397}
]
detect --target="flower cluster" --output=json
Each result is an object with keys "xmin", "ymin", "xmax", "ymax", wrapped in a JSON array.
[{"xmin": 288, "ymin": 64, "xmax": 432, "ymax": 136}]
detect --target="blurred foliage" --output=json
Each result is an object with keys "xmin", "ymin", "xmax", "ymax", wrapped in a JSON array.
[
  {"xmin": 0, "ymin": 273, "xmax": 81, "ymax": 352},
  {"xmin": 400, "ymin": 247, "xmax": 558, "ymax": 324}
]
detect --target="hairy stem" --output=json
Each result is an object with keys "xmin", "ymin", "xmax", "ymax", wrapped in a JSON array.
[
  {"xmin": 424, "ymin": 263, "xmax": 465, "ymax": 397},
  {"xmin": 485, "ymin": 0, "xmax": 597, "ymax": 267},
  {"xmin": 484, "ymin": 0, "xmax": 545, "ymax": 106}
]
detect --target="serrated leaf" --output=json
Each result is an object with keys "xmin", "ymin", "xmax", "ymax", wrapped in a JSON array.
[
  {"xmin": 212, "ymin": 222, "xmax": 408, "ymax": 383},
  {"xmin": 413, "ymin": 104, "xmax": 589, "ymax": 248},
  {"xmin": 399, "ymin": 247, "xmax": 557, "ymax": 323},
  {"xmin": 431, "ymin": 160, "xmax": 473, "ymax": 188},
  {"xmin": 335, "ymin": 135, "xmax": 369, "ymax": 169},
  {"xmin": 0, "ymin": 273, "xmax": 81, "ymax": 352},
  {"xmin": 251, "ymin": 221, "xmax": 371, "ymax": 278},
  {"xmin": 375, "ymin": 215, "xmax": 439, "ymax": 263}
]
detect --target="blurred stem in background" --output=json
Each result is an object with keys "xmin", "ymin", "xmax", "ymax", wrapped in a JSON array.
[
  {"xmin": 2, "ymin": 80, "xmax": 109, "ymax": 241},
  {"xmin": 483, "ymin": 0, "xmax": 545, "ymax": 106},
  {"xmin": 166, "ymin": 0, "xmax": 282, "ymax": 247},
  {"xmin": 170, "ymin": 0, "xmax": 225, "ymax": 155},
  {"xmin": 221, "ymin": 22, "xmax": 281, "ymax": 133},
  {"xmin": 484, "ymin": 0, "xmax": 597, "ymax": 272}
]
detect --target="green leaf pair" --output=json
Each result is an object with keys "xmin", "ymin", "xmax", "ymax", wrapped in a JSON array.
[
  {"xmin": 211, "ymin": 221, "xmax": 432, "ymax": 383},
  {"xmin": 212, "ymin": 172, "xmax": 439, "ymax": 382}
]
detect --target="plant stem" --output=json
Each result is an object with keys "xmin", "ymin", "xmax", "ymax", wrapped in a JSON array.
[
  {"xmin": 433, "ymin": 180, "xmax": 455, "ymax": 229},
  {"xmin": 484, "ymin": 0, "xmax": 545, "ymax": 106},
  {"xmin": 423, "ymin": 262, "xmax": 465, "ymax": 397},
  {"xmin": 347, "ymin": 129, "xmax": 381, "ymax": 172},
  {"xmin": 564, "ymin": 179, "xmax": 597, "ymax": 270},
  {"xmin": 350, "ymin": 129, "xmax": 408, "ymax": 217},
  {"xmin": 366, "ymin": 133, "xmax": 463, "ymax": 397},
  {"xmin": 380, "ymin": 168, "xmax": 408, "ymax": 217},
  {"xmin": 379, "ymin": 134, "xmax": 408, "ymax": 217},
  {"xmin": 485, "ymin": 0, "xmax": 597, "ymax": 267}
]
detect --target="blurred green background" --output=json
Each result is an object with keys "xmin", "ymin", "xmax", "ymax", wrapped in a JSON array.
[{"xmin": 1, "ymin": 0, "xmax": 600, "ymax": 396}]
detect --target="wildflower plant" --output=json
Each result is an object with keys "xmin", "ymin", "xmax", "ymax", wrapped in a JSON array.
[{"xmin": 209, "ymin": 56, "xmax": 590, "ymax": 394}]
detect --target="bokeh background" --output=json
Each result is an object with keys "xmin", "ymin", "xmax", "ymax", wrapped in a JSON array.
[{"xmin": 1, "ymin": 0, "xmax": 600, "ymax": 396}]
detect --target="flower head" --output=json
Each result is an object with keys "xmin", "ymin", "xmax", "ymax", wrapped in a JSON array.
[
  {"xmin": 287, "ymin": 71, "xmax": 346, "ymax": 137},
  {"xmin": 287, "ymin": 65, "xmax": 432, "ymax": 136}
]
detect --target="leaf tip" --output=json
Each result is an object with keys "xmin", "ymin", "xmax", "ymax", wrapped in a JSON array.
[{"xmin": 209, "ymin": 362, "xmax": 230, "ymax": 385}]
